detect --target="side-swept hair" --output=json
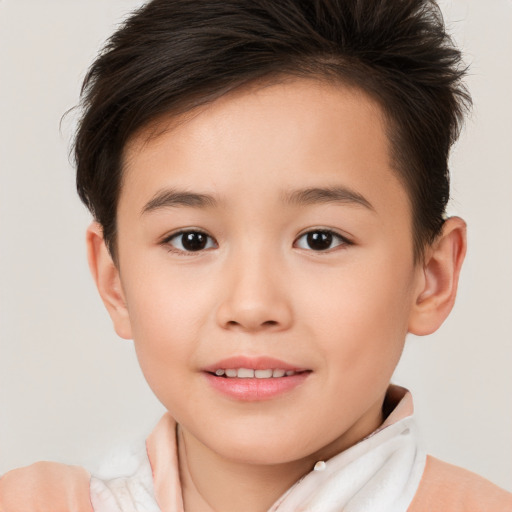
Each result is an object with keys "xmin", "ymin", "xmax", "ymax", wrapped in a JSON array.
[{"xmin": 74, "ymin": 0, "xmax": 470, "ymax": 260}]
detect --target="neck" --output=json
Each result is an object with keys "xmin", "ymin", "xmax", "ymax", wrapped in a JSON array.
[
  {"xmin": 178, "ymin": 426, "xmax": 310, "ymax": 512},
  {"xmin": 177, "ymin": 401, "xmax": 384, "ymax": 512}
]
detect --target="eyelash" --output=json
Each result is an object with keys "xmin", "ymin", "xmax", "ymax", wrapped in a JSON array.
[
  {"xmin": 162, "ymin": 229, "xmax": 217, "ymax": 255},
  {"xmin": 294, "ymin": 229, "xmax": 352, "ymax": 252},
  {"xmin": 161, "ymin": 228, "xmax": 352, "ymax": 255}
]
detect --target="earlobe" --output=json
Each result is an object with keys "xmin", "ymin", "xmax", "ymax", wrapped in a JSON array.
[
  {"xmin": 86, "ymin": 222, "xmax": 133, "ymax": 340},
  {"xmin": 408, "ymin": 216, "xmax": 467, "ymax": 336}
]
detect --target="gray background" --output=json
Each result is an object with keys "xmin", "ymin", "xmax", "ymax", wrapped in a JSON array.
[{"xmin": 1, "ymin": 0, "xmax": 511, "ymax": 491}]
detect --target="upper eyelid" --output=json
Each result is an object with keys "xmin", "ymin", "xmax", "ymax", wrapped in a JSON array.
[
  {"xmin": 160, "ymin": 227, "xmax": 352, "ymax": 247},
  {"xmin": 161, "ymin": 228, "xmax": 214, "ymax": 242},
  {"xmin": 293, "ymin": 229, "xmax": 354, "ymax": 253},
  {"xmin": 294, "ymin": 227, "xmax": 352, "ymax": 242},
  {"xmin": 161, "ymin": 229, "xmax": 218, "ymax": 256}
]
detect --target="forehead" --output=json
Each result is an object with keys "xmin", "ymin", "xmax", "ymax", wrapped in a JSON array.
[{"xmin": 121, "ymin": 78, "xmax": 409, "ymax": 218}]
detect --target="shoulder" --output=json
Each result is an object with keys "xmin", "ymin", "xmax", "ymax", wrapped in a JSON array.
[
  {"xmin": 409, "ymin": 455, "xmax": 512, "ymax": 512},
  {"xmin": 0, "ymin": 461, "xmax": 92, "ymax": 512}
]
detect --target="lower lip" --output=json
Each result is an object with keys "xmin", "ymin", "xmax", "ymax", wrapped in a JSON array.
[{"xmin": 204, "ymin": 372, "xmax": 310, "ymax": 401}]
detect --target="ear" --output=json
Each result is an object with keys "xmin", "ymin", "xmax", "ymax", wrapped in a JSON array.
[
  {"xmin": 408, "ymin": 216, "xmax": 467, "ymax": 336},
  {"xmin": 86, "ymin": 222, "xmax": 132, "ymax": 340}
]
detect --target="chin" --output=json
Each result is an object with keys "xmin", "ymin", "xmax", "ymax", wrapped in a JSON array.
[{"xmin": 203, "ymin": 427, "xmax": 319, "ymax": 466}]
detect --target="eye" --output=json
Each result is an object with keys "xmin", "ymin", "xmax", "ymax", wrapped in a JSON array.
[
  {"xmin": 294, "ymin": 229, "xmax": 350, "ymax": 252},
  {"xmin": 164, "ymin": 230, "xmax": 217, "ymax": 253}
]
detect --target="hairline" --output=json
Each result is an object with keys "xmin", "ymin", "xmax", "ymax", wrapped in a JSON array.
[{"xmin": 107, "ymin": 72, "xmax": 424, "ymax": 267}]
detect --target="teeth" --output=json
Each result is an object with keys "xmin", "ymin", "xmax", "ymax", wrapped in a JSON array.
[
  {"xmin": 254, "ymin": 369, "xmax": 273, "ymax": 378},
  {"xmin": 214, "ymin": 368, "xmax": 297, "ymax": 378},
  {"xmin": 238, "ymin": 368, "xmax": 254, "ymax": 378}
]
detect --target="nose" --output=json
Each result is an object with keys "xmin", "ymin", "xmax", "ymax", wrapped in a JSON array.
[{"xmin": 215, "ymin": 250, "xmax": 293, "ymax": 333}]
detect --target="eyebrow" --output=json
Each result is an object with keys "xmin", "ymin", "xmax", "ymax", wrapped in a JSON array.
[
  {"xmin": 142, "ymin": 188, "xmax": 218, "ymax": 214},
  {"xmin": 281, "ymin": 186, "xmax": 375, "ymax": 211},
  {"xmin": 141, "ymin": 185, "xmax": 374, "ymax": 215}
]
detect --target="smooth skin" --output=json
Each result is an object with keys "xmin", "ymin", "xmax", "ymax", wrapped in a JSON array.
[{"xmin": 86, "ymin": 78, "xmax": 466, "ymax": 512}]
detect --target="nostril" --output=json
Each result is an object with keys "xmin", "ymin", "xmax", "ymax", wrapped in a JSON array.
[{"xmin": 224, "ymin": 319, "xmax": 279, "ymax": 329}]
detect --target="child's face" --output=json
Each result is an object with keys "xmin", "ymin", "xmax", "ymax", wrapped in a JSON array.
[{"xmin": 112, "ymin": 79, "xmax": 423, "ymax": 465}]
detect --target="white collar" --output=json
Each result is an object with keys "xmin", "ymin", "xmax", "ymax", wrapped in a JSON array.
[{"xmin": 91, "ymin": 385, "xmax": 426, "ymax": 512}]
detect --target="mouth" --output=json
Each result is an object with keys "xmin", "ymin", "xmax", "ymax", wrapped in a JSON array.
[
  {"xmin": 210, "ymin": 368, "xmax": 304, "ymax": 378},
  {"xmin": 203, "ymin": 356, "xmax": 312, "ymax": 401}
]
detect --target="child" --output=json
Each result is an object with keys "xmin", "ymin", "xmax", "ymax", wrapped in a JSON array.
[{"xmin": 1, "ymin": 0, "xmax": 511, "ymax": 510}]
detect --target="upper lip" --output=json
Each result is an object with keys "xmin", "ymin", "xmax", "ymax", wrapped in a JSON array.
[{"xmin": 203, "ymin": 356, "xmax": 309, "ymax": 373}]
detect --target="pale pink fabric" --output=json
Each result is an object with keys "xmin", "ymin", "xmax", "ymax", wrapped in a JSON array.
[
  {"xmin": 145, "ymin": 385, "xmax": 512, "ymax": 512},
  {"xmin": 146, "ymin": 414, "xmax": 185, "ymax": 512},
  {"xmin": 146, "ymin": 384, "xmax": 425, "ymax": 512},
  {"xmin": 2, "ymin": 386, "xmax": 511, "ymax": 511},
  {"xmin": 0, "ymin": 462, "xmax": 93, "ymax": 512},
  {"xmin": 409, "ymin": 456, "xmax": 512, "ymax": 512}
]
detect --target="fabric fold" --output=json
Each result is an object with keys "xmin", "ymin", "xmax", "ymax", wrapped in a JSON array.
[{"xmin": 90, "ymin": 385, "xmax": 425, "ymax": 512}]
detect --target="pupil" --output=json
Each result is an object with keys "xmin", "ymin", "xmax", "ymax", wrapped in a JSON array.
[
  {"xmin": 182, "ymin": 232, "xmax": 207, "ymax": 251},
  {"xmin": 307, "ymin": 231, "xmax": 332, "ymax": 251}
]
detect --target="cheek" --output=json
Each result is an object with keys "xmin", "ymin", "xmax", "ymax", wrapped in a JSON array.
[
  {"xmin": 121, "ymin": 265, "xmax": 214, "ymax": 395},
  {"xmin": 302, "ymin": 255, "xmax": 414, "ymax": 375},
  {"xmin": 124, "ymin": 254, "xmax": 215, "ymax": 335}
]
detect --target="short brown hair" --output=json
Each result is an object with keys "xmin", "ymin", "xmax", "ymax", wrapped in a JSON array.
[{"xmin": 74, "ymin": 0, "xmax": 471, "ymax": 260}]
